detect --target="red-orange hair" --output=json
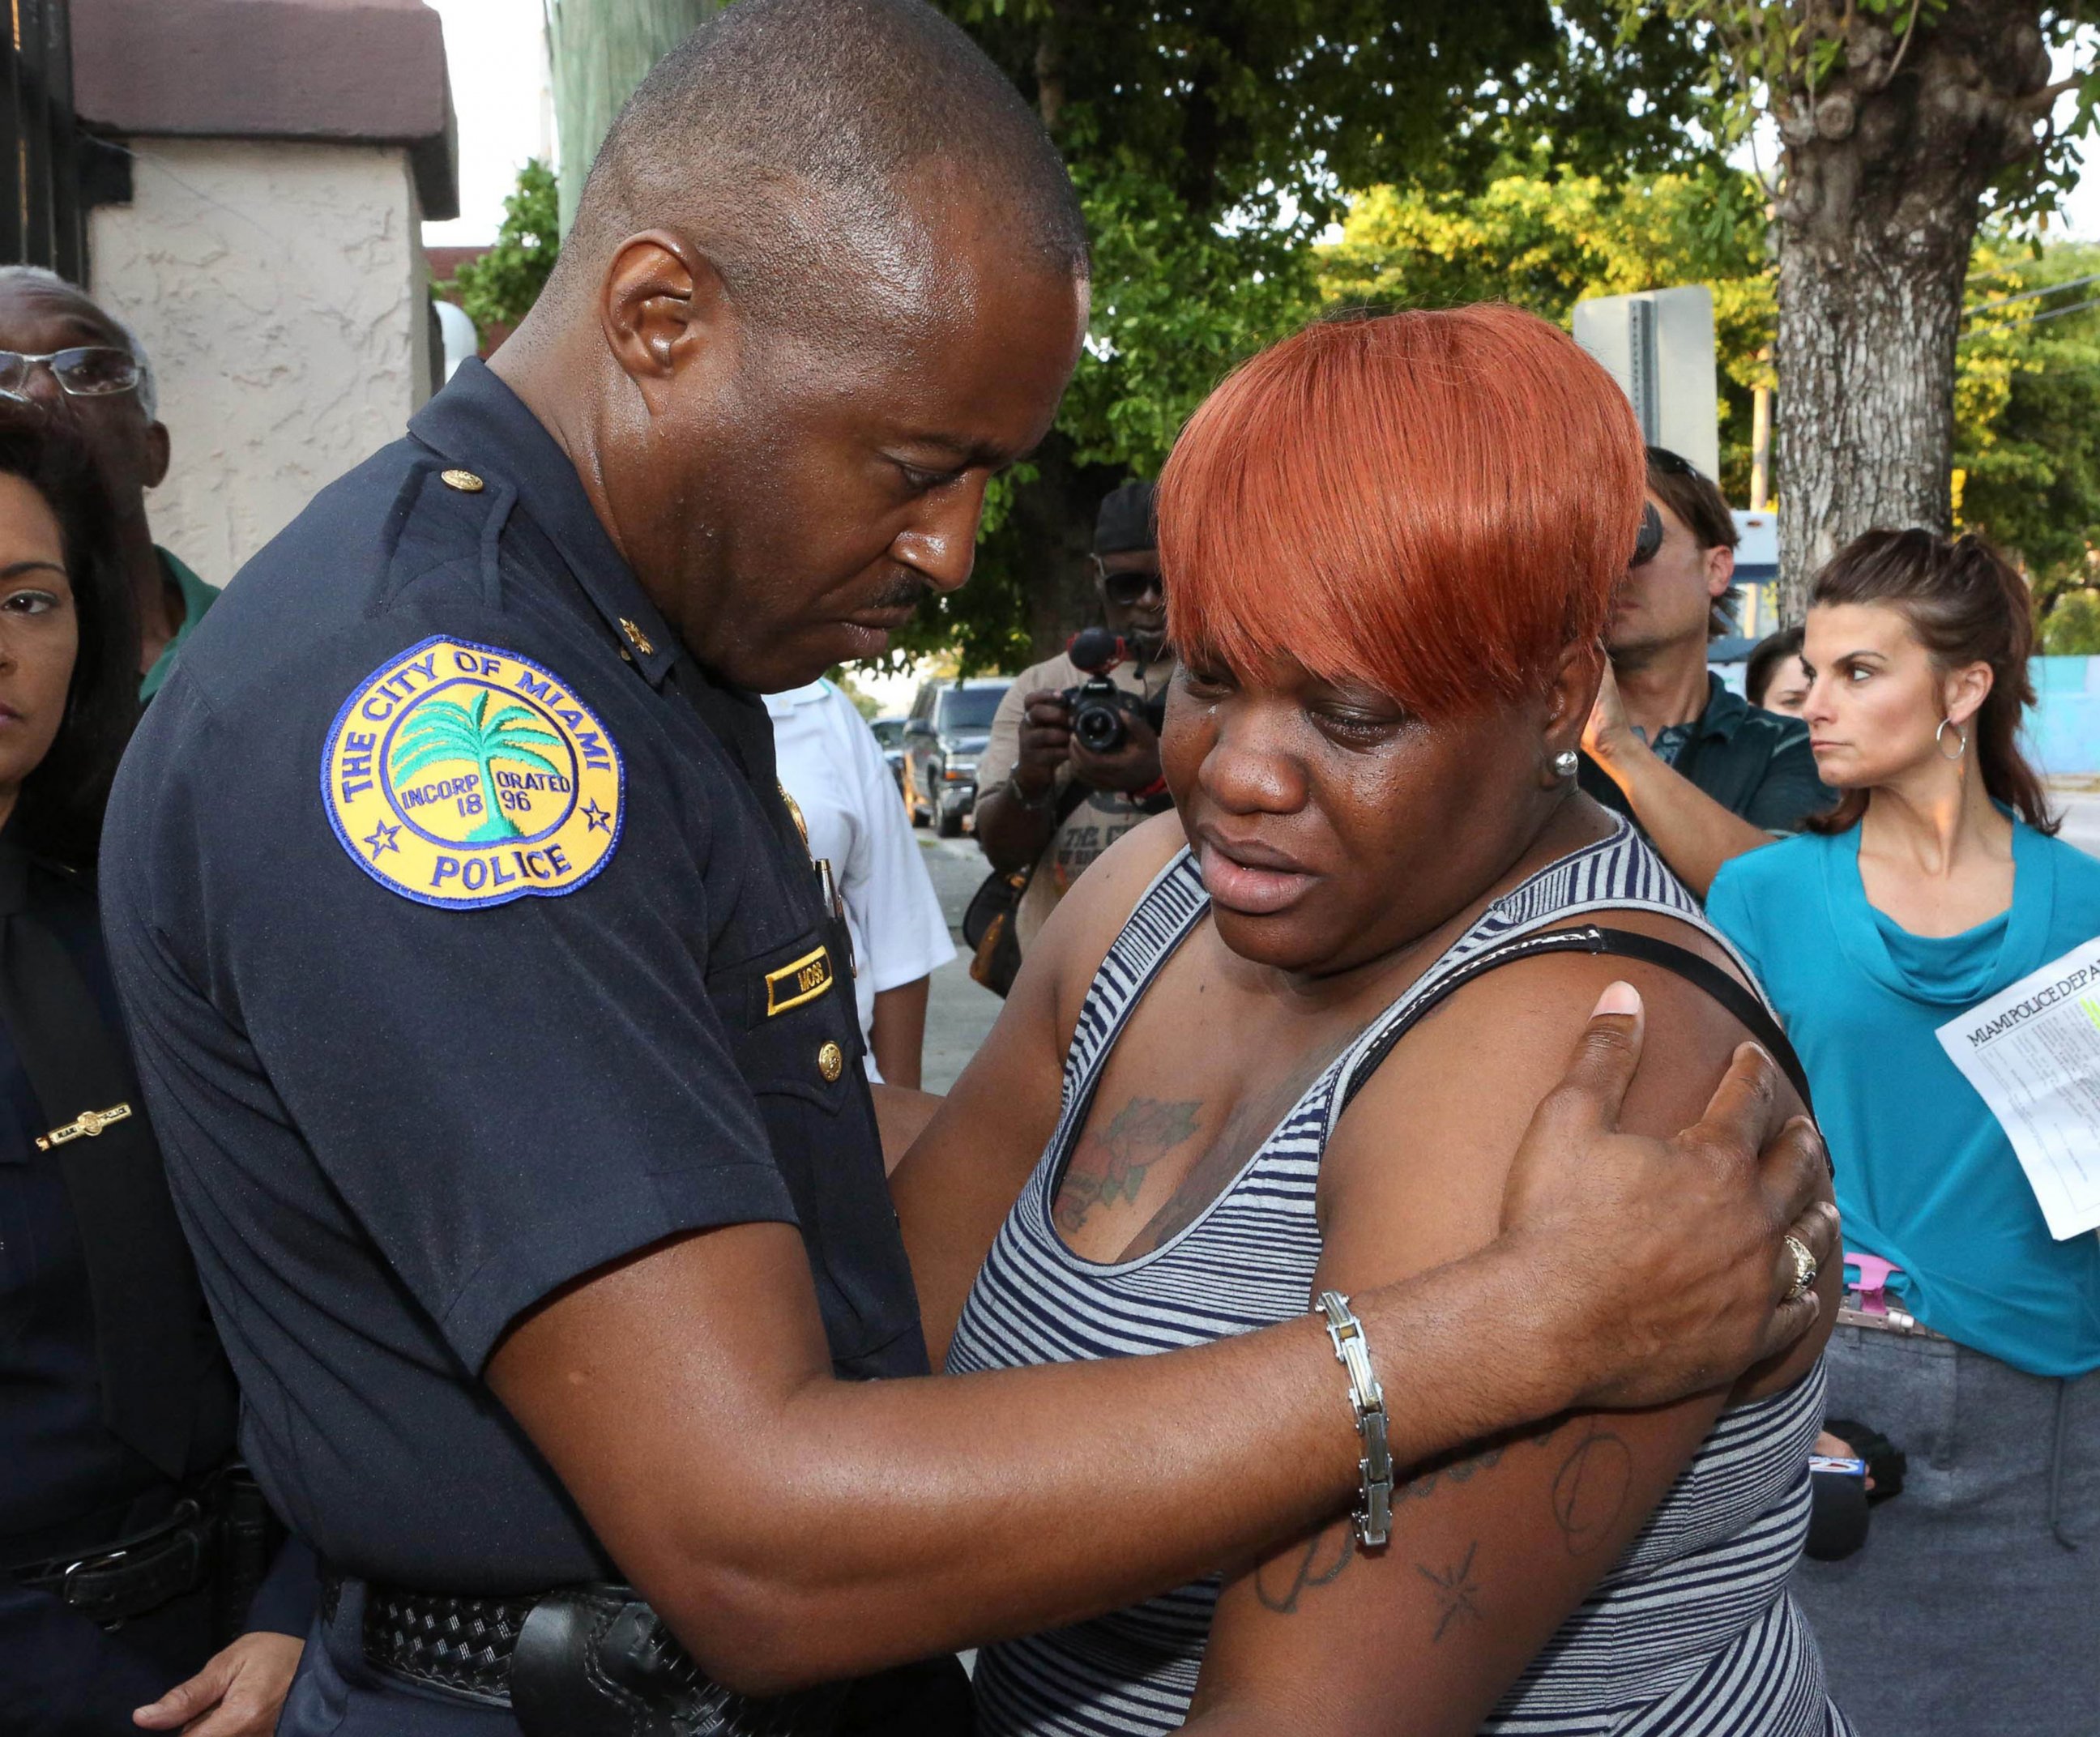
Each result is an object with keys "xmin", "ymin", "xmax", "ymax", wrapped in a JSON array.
[{"xmin": 1159, "ymin": 304, "xmax": 1645, "ymax": 718}]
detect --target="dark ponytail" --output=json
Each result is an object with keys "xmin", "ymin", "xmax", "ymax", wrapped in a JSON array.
[{"xmin": 1807, "ymin": 528, "xmax": 2056, "ymax": 836}]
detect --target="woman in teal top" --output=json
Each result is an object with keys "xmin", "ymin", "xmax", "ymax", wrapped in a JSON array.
[
  {"xmin": 1711, "ymin": 817, "xmax": 2100, "ymax": 1375},
  {"xmin": 1707, "ymin": 528, "xmax": 2100, "ymax": 1737}
]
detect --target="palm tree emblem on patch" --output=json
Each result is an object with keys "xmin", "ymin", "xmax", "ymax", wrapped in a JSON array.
[
  {"xmin": 324, "ymin": 635, "xmax": 625, "ymax": 910},
  {"xmin": 389, "ymin": 689, "xmax": 568, "ymax": 843}
]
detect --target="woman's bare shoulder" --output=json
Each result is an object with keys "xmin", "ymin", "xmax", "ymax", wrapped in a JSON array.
[{"xmin": 1324, "ymin": 921, "xmax": 1782, "ymax": 1242}]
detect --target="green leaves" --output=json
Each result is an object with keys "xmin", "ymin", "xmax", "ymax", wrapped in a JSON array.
[
  {"xmin": 442, "ymin": 160, "xmax": 561, "ymax": 339},
  {"xmin": 1317, "ymin": 163, "xmax": 1775, "ymax": 497},
  {"xmin": 898, "ymin": 0, "xmax": 1731, "ymax": 668},
  {"xmin": 1957, "ymin": 240, "xmax": 2100, "ymax": 600}
]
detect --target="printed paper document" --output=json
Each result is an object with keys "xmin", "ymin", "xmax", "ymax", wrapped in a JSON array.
[{"xmin": 1936, "ymin": 935, "xmax": 2100, "ymax": 1240}]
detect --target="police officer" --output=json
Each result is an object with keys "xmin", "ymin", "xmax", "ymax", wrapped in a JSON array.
[
  {"xmin": 0, "ymin": 415, "xmax": 311, "ymax": 1734},
  {"xmin": 98, "ymin": 4, "xmax": 1836, "ymax": 1733}
]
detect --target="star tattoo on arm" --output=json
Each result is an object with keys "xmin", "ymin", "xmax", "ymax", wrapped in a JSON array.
[{"xmin": 1417, "ymin": 1542, "xmax": 1485, "ymax": 1642}]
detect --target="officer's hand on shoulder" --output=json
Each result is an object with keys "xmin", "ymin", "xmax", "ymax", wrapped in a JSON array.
[{"xmin": 132, "ymin": 1631, "xmax": 304, "ymax": 1737}]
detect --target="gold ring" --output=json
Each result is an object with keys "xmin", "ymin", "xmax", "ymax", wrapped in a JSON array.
[{"xmin": 1782, "ymin": 1234, "xmax": 1818, "ymax": 1304}]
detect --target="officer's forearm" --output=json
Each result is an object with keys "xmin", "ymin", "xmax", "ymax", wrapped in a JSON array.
[
  {"xmin": 972, "ymin": 781, "xmax": 1056, "ymax": 873},
  {"xmin": 489, "ymin": 1220, "xmax": 1573, "ymax": 1698},
  {"xmin": 1586, "ymin": 738, "xmax": 1773, "ymax": 898}
]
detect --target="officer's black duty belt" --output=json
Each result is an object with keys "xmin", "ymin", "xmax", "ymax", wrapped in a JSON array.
[
  {"xmin": 336, "ymin": 1574, "xmax": 848, "ymax": 1737},
  {"xmin": 11, "ymin": 1499, "xmax": 215, "ymax": 1627}
]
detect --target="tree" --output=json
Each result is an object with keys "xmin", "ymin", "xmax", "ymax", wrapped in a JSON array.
[
  {"xmin": 444, "ymin": 160, "xmax": 561, "ymax": 339},
  {"xmin": 1317, "ymin": 160, "xmax": 1774, "ymax": 497},
  {"xmin": 1644, "ymin": 0, "xmax": 2096, "ymax": 614},
  {"xmin": 2042, "ymin": 589, "xmax": 2100, "ymax": 652},
  {"xmin": 905, "ymin": 0, "xmax": 1727, "ymax": 669},
  {"xmin": 391, "ymin": 692, "xmax": 567, "ymax": 843},
  {"xmin": 532, "ymin": 2, "xmax": 1727, "ymax": 669},
  {"xmin": 1955, "ymin": 238, "xmax": 2100, "ymax": 636}
]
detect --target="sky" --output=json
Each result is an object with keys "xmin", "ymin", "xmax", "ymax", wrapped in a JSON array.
[{"xmin": 422, "ymin": 0, "xmax": 553, "ymax": 249}]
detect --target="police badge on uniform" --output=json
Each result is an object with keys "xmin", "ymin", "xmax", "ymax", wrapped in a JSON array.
[{"xmin": 322, "ymin": 637, "xmax": 624, "ymax": 909}]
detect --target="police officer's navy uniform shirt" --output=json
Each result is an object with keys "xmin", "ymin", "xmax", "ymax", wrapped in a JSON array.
[{"xmin": 100, "ymin": 360, "xmax": 929, "ymax": 1594}]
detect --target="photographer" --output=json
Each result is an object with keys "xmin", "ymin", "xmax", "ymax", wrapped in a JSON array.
[{"xmin": 975, "ymin": 480, "xmax": 1173, "ymax": 954}]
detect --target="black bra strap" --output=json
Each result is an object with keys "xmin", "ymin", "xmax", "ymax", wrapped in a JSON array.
[{"xmin": 1339, "ymin": 924, "xmax": 1813, "ymax": 1120}]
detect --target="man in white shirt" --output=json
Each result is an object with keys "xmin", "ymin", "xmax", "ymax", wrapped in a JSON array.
[{"xmin": 769, "ymin": 679, "xmax": 956, "ymax": 1086}]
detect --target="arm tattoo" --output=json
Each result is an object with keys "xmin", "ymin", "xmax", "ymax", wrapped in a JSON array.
[
  {"xmin": 1053, "ymin": 1095, "xmax": 1201, "ymax": 1232},
  {"xmin": 1248, "ymin": 1419, "xmax": 1611, "ymax": 1636},
  {"xmin": 1254, "ymin": 1521, "xmax": 1358, "ymax": 1614},
  {"xmin": 1399, "ymin": 1444, "xmax": 1504, "ymax": 1504},
  {"xmin": 1416, "ymin": 1542, "xmax": 1486, "ymax": 1641},
  {"xmin": 1398, "ymin": 1416, "xmax": 1564, "ymax": 1506},
  {"xmin": 1548, "ymin": 1419, "xmax": 1633, "ymax": 1556}
]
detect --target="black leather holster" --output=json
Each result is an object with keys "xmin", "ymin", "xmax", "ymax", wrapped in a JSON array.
[
  {"xmin": 510, "ymin": 1585, "xmax": 848, "ymax": 1737},
  {"xmin": 352, "ymin": 1577, "xmax": 850, "ymax": 1736}
]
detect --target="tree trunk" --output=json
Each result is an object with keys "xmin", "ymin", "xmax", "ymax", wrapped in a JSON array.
[
  {"xmin": 1770, "ymin": 0, "xmax": 2055, "ymax": 619},
  {"xmin": 1009, "ymin": 432, "xmax": 1120, "ymax": 664}
]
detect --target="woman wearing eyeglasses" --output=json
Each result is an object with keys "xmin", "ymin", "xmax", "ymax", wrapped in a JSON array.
[
  {"xmin": 0, "ymin": 412, "xmax": 310, "ymax": 1735},
  {"xmin": 0, "ymin": 266, "xmax": 215, "ymax": 700},
  {"xmin": 975, "ymin": 480, "xmax": 1175, "ymax": 959}
]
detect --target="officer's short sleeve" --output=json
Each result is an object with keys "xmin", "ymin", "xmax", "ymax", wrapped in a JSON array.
[
  {"xmin": 135, "ymin": 651, "xmax": 794, "ymax": 1376},
  {"xmin": 1739, "ymin": 722, "xmax": 1837, "ymax": 834}
]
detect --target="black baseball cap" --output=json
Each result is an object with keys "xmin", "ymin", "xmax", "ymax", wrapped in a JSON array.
[{"xmin": 1093, "ymin": 480, "xmax": 1156, "ymax": 556}]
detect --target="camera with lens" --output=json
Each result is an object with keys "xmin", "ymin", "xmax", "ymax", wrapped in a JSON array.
[{"xmin": 1061, "ymin": 626, "xmax": 1162, "ymax": 754}]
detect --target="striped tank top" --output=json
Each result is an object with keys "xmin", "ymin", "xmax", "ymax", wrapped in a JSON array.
[{"xmin": 948, "ymin": 820, "xmax": 1850, "ymax": 1737}]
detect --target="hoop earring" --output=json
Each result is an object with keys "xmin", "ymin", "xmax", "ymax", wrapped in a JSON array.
[
  {"xmin": 1553, "ymin": 749, "xmax": 1579, "ymax": 778},
  {"xmin": 1936, "ymin": 719, "xmax": 1967, "ymax": 762}
]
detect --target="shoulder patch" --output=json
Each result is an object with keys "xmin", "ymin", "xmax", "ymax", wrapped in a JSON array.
[{"xmin": 322, "ymin": 636, "xmax": 623, "ymax": 909}]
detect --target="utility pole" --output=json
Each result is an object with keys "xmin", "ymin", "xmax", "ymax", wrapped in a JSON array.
[
  {"xmin": 1748, "ymin": 348, "xmax": 1773, "ymax": 514},
  {"xmin": 544, "ymin": 0, "xmax": 723, "ymax": 237}
]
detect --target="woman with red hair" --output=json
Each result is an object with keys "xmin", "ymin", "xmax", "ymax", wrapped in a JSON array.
[{"xmin": 926, "ymin": 305, "xmax": 1847, "ymax": 1733}]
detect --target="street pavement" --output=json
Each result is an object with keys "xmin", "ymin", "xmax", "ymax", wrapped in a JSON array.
[
  {"xmin": 911, "ymin": 781, "xmax": 2100, "ymax": 1097},
  {"xmin": 914, "ymin": 830, "xmax": 1007, "ymax": 1094}
]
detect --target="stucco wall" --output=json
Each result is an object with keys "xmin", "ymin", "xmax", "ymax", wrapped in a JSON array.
[{"xmin": 89, "ymin": 138, "xmax": 433, "ymax": 584}]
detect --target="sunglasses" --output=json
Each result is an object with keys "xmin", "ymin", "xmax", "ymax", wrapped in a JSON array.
[
  {"xmin": 1629, "ymin": 501, "xmax": 1665, "ymax": 569},
  {"xmin": 1093, "ymin": 556, "xmax": 1163, "ymax": 608},
  {"xmin": 1645, "ymin": 445, "xmax": 1703, "ymax": 480},
  {"xmin": 0, "ymin": 346, "xmax": 142, "ymax": 403}
]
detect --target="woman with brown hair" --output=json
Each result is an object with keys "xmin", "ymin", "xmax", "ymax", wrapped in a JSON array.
[{"xmin": 1706, "ymin": 529, "xmax": 2100, "ymax": 1735}]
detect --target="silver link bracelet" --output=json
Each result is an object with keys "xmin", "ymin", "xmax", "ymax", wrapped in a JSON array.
[{"xmin": 1313, "ymin": 1289, "xmax": 1394, "ymax": 1547}]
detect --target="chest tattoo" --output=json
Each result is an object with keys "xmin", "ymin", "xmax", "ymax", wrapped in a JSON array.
[{"xmin": 1053, "ymin": 1095, "xmax": 1202, "ymax": 1235}]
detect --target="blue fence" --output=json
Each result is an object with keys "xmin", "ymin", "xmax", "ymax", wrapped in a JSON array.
[{"xmin": 2030, "ymin": 657, "xmax": 2100, "ymax": 777}]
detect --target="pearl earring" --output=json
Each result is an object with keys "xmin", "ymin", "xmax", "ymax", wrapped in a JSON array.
[{"xmin": 1553, "ymin": 749, "xmax": 1578, "ymax": 777}]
